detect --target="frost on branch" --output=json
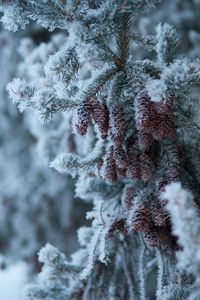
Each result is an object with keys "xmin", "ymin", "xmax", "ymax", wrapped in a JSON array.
[
  {"xmin": 0, "ymin": 1, "xmax": 29, "ymax": 31},
  {"xmin": 44, "ymin": 45, "xmax": 80, "ymax": 96},
  {"xmin": 0, "ymin": 0, "xmax": 69, "ymax": 31},
  {"xmin": 7, "ymin": 79, "xmax": 77, "ymax": 122},
  {"xmin": 146, "ymin": 58, "xmax": 200, "ymax": 102},
  {"xmin": 163, "ymin": 182, "xmax": 200, "ymax": 276},
  {"xmin": 24, "ymin": 244, "xmax": 79, "ymax": 300},
  {"xmin": 156, "ymin": 23, "xmax": 178, "ymax": 65},
  {"xmin": 7, "ymin": 78, "xmax": 34, "ymax": 112},
  {"xmin": 50, "ymin": 153, "xmax": 83, "ymax": 177},
  {"xmin": 51, "ymin": 139, "xmax": 105, "ymax": 177},
  {"xmin": 38, "ymin": 243, "xmax": 70, "ymax": 288}
]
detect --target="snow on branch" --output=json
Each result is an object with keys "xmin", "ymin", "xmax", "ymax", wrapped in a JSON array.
[
  {"xmin": 163, "ymin": 182, "xmax": 200, "ymax": 275},
  {"xmin": 146, "ymin": 58, "xmax": 200, "ymax": 102}
]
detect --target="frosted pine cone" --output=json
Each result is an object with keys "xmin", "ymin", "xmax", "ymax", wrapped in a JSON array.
[
  {"xmin": 138, "ymin": 132, "xmax": 153, "ymax": 152},
  {"xmin": 91, "ymin": 98, "xmax": 109, "ymax": 137},
  {"xmin": 156, "ymin": 177, "xmax": 169, "ymax": 199},
  {"xmin": 110, "ymin": 105, "xmax": 126, "ymax": 146},
  {"xmin": 126, "ymin": 138, "xmax": 141, "ymax": 180},
  {"xmin": 122, "ymin": 185, "xmax": 134, "ymax": 210},
  {"xmin": 75, "ymin": 101, "xmax": 92, "ymax": 135},
  {"xmin": 130, "ymin": 203, "xmax": 150, "ymax": 232},
  {"xmin": 143, "ymin": 228, "xmax": 158, "ymax": 247},
  {"xmin": 140, "ymin": 153, "xmax": 154, "ymax": 181},
  {"xmin": 126, "ymin": 156, "xmax": 141, "ymax": 180},
  {"xmin": 101, "ymin": 146, "xmax": 117, "ymax": 183},
  {"xmin": 113, "ymin": 145, "xmax": 127, "ymax": 169},
  {"xmin": 152, "ymin": 113, "xmax": 174, "ymax": 140},
  {"xmin": 135, "ymin": 93, "xmax": 154, "ymax": 132},
  {"xmin": 150, "ymin": 198, "xmax": 168, "ymax": 226},
  {"xmin": 136, "ymin": 93, "xmax": 174, "ymax": 141},
  {"xmin": 155, "ymin": 96, "xmax": 173, "ymax": 114}
]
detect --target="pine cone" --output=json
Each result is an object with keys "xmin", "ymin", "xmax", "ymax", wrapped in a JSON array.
[
  {"xmin": 113, "ymin": 146, "xmax": 127, "ymax": 169},
  {"xmin": 75, "ymin": 101, "xmax": 92, "ymax": 135},
  {"xmin": 138, "ymin": 132, "xmax": 153, "ymax": 152},
  {"xmin": 110, "ymin": 104, "xmax": 126, "ymax": 146},
  {"xmin": 91, "ymin": 98, "xmax": 109, "ymax": 137},
  {"xmin": 135, "ymin": 93, "xmax": 154, "ymax": 133},
  {"xmin": 122, "ymin": 185, "xmax": 134, "ymax": 210},
  {"xmin": 130, "ymin": 203, "xmax": 150, "ymax": 232},
  {"xmin": 150, "ymin": 198, "xmax": 168, "ymax": 226},
  {"xmin": 143, "ymin": 227, "xmax": 158, "ymax": 247},
  {"xmin": 152, "ymin": 113, "xmax": 174, "ymax": 140},
  {"xmin": 126, "ymin": 157, "xmax": 141, "ymax": 180},
  {"xmin": 101, "ymin": 146, "xmax": 118, "ymax": 183},
  {"xmin": 140, "ymin": 153, "xmax": 154, "ymax": 181},
  {"xmin": 155, "ymin": 96, "xmax": 173, "ymax": 114}
]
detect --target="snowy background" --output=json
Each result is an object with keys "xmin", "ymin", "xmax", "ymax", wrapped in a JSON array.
[{"xmin": 0, "ymin": 263, "xmax": 27, "ymax": 299}]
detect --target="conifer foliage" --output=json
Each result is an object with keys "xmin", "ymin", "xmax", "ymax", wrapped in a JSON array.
[{"xmin": 1, "ymin": 0, "xmax": 200, "ymax": 299}]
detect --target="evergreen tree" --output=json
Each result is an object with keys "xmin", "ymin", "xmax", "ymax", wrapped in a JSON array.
[{"xmin": 0, "ymin": 1, "xmax": 200, "ymax": 299}]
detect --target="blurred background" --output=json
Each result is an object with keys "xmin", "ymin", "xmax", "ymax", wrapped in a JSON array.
[{"xmin": 0, "ymin": 23, "xmax": 91, "ymax": 299}]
